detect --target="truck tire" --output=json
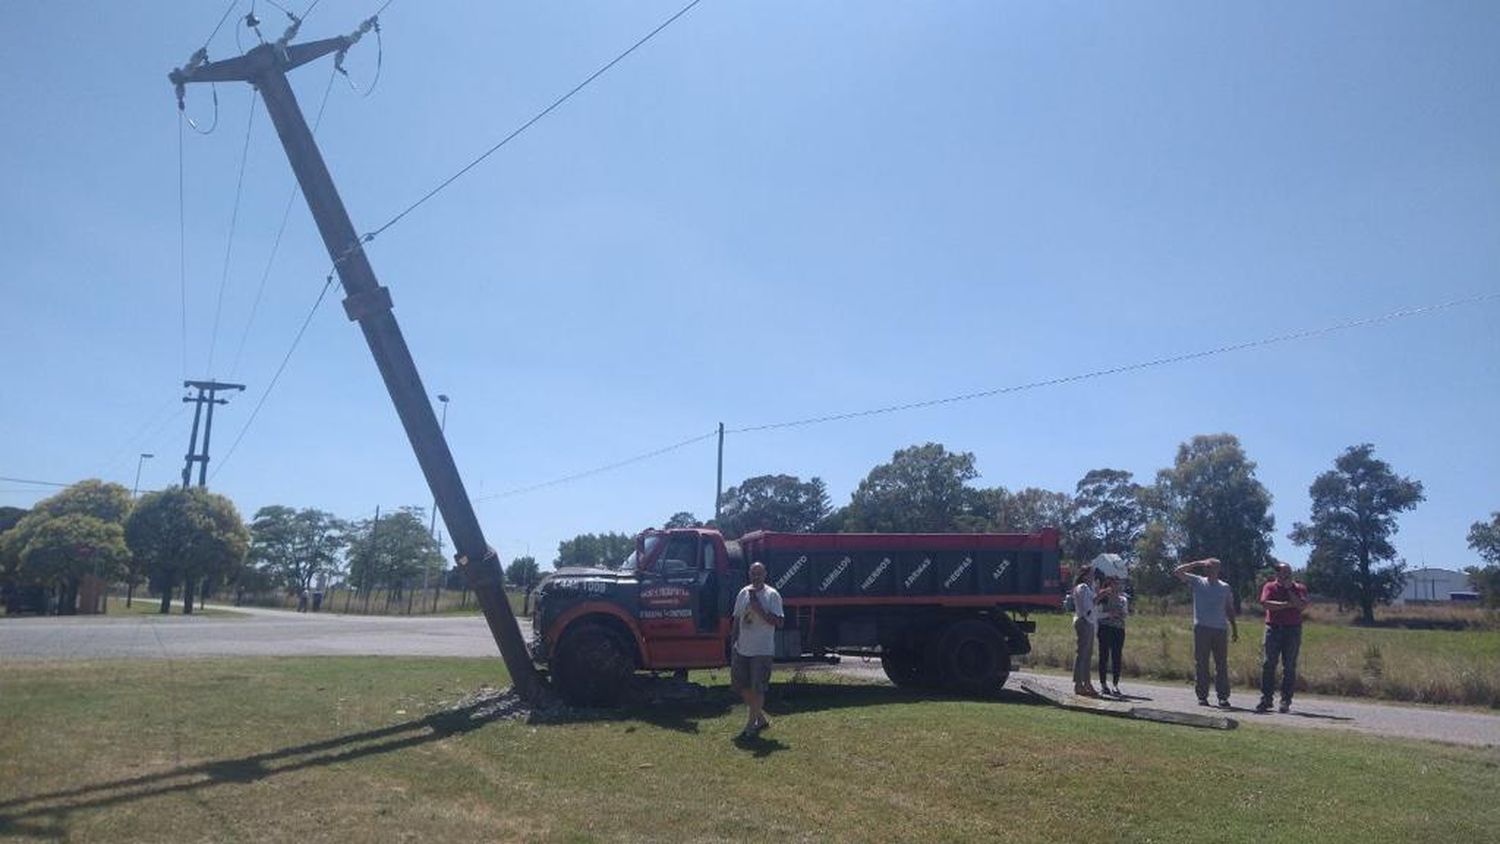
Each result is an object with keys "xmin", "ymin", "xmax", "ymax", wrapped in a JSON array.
[
  {"xmin": 936, "ymin": 620, "xmax": 1010, "ymax": 696},
  {"xmin": 552, "ymin": 623, "xmax": 634, "ymax": 707},
  {"xmin": 880, "ymin": 648, "xmax": 940, "ymax": 689}
]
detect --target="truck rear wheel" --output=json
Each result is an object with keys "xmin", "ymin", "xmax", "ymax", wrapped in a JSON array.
[
  {"xmin": 552, "ymin": 623, "xmax": 634, "ymax": 707},
  {"xmin": 937, "ymin": 620, "xmax": 1010, "ymax": 696},
  {"xmin": 880, "ymin": 648, "xmax": 940, "ymax": 689}
]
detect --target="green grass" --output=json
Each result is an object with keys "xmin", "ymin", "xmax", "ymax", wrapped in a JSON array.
[
  {"xmin": 1, "ymin": 658, "xmax": 1496, "ymax": 842},
  {"xmin": 1023, "ymin": 610, "xmax": 1500, "ymax": 707}
]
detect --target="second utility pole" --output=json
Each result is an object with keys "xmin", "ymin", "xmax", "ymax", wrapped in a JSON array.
[{"xmin": 170, "ymin": 23, "xmax": 544, "ymax": 702}]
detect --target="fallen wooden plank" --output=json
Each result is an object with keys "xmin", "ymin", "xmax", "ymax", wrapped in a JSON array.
[{"xmin": 1016, "ymin": 678, "xmax": 1236, "ymax": 731}]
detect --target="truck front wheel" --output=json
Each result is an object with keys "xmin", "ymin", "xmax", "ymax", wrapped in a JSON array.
[
  {"xmin": 937, "ymin": 620, "xmax": 1010, "ymax": 696},
  {"xmin": 880, "ymin": 648, "xmax": 940, "ymax": 689},
  {"xmin": 552, "ymin": 623, "xmax": 634, "ymax": 707}
]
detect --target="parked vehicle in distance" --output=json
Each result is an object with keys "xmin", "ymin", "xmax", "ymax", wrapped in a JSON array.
[{"xmin": 530, "ymin": 527, "xmax": 1062, "ymax": 705}]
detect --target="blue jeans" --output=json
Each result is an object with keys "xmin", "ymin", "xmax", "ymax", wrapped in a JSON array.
[{"xmin": 1260, "ymin": 625, "xmax": 1302, "ymax": 704}]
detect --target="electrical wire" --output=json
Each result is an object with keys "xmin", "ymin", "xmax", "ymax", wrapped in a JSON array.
[
  {"xmin": 351, "ymin": 0, "xmax": 705, "ymax": 254},
  {"xmin": 229, "ymin": 66, "xmax": 339, "ymax": 379},
  {"xmin": 727, "ymin": 291, "xmax": 1500, "ymax": 434},
  {"xmin": 471, "ymin": 290, "xmax": 1498, "ymax": 503},
  {"xmin": 210, "ymin": 271, "xmax": 339, "ymax": 480},
  {"xmin": 473, "ymin": 429, "xmax": 720, "ymax": 503},
  {"xmin": 202, "ymin": 0, "xmax": 241, "ymax": 50},
  {"xmin": 0, "ymin": 476, "xmax": 72, "ymax": 488},
  {"xmin": 204, "ymin": 94, "xmax": 260, "ymax": 377}
]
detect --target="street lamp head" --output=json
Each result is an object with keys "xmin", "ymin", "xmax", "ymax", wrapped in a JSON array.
[
  {"xmin": 438, "ymin": 394, "xmax": 450, "ymax": 403},
  {"xmin": 141, "ymin": 453, "xmax": 154, "ymax": 459}
]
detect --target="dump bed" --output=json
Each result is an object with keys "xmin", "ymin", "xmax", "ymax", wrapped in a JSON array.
[{"xmin": 735, "ymin": 529, "xmax": 1063, "ymax": 610}]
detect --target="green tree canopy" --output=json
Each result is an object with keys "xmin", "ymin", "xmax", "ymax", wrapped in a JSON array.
[
  {"xmin": 1290, "ymin": 444, "xmax": 1424, "ymax": 623},
  {"xmin": 844, "ymin": 443, "xmax": 979, "ymax": 533},
  {"xmin": 663, "ymin": 511, "xmax": 701, "ymax": 530},
  {"xmin": 0, "ymin": 481, "xmax": 134, "ymax": 613},
  {"xmin": 1070, "ymin": 468, "xmax": 1145, "ymax": 562},
  {"xmin": 125, "ymin": 486, "xmax": 250, "ymax": 615},
  {"xmin": 716, "ymin": 474, "xmax": 832, "ymax": 538},
  {"xmin": 249, "ymin": 506, "xmax": 349, "ymax": 595},
  {"xmin": 505, "ymin": 555, "xmax": 541, "ymax": 589},
  {"xmin": 1468, "ymin": 512, "xmax": 1500, "ymax": 566},
  {"xmin": 14, "ymin": 513, "xmax": 130, "ymax": 588},
  {"xmin": 1155, "ymin": 433, "xmax": 1276, "ymax": 609},
  {"xmin": 554, "ymin": 532, "xmax": 635, "ymax": 569},
  {"xmin": 345, "ymin": 507, "xmax": 441, "ymax": 592}
]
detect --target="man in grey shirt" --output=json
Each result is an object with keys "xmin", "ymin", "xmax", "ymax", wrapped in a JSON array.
[{"xmin": 1174, "ymin": 557, "xmax": 1239, "ymax": 708}]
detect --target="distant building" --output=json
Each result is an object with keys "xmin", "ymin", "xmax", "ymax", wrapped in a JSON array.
[{"xmin": 1397, "ymin": 568, "xmax": 1473, "ymax": 604}]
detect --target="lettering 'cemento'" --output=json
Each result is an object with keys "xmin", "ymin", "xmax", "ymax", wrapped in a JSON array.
[{"xmin": 775, "ymin": 556, "xmax": 807, "ymax": 591}]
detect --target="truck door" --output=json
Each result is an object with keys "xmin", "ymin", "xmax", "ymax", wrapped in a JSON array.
[{"xmin": 637, "ymin": 531, "xmax": 725, "ymax": 667}]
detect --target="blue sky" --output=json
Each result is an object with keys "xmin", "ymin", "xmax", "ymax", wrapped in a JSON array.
[{"xmin": 2, "ymin": 1, "xmax": 1496, "ymax": 570}]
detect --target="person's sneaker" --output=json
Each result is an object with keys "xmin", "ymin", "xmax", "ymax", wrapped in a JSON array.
[
  {"xmin": 1197, "ymin": 698, "xmax": 1210, "ymax": 707},
  {"xmin": 754, "ymin": 716, "xmax": 772, "ymax": 732},
  {"xmin": 1254, "ymin": 700, "xmax": 1274, "ymax": 713},
  {"xmin": 1217, "ymin": 699, "xmax": 1232, "ymax": 709},
  {"xmin": 1278, "ymin": 701, "xmax": 1291, "ymax": 714}
]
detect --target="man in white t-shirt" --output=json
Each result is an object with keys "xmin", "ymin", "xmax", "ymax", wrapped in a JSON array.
[{"xmin": 731, "ymin": 561, "xmax": 784, "ymax": 740}]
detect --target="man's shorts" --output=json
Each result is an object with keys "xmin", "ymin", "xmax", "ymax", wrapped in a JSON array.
[{"xmin": 730, "ymin": 652, "xmax": 773, "ymax": 693}]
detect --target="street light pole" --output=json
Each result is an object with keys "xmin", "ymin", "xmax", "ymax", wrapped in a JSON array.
[{"xmin": 132, "ymin": 453, "xmax": 155, "ymax": 498}]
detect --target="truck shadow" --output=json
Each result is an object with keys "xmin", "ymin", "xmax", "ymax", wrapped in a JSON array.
[{"xmin": 541, "ymin": 680, "xmax": 1042, "ymax": 737}]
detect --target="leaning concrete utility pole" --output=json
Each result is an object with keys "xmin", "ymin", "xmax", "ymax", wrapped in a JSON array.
[{"xmin": 170, "ymin": 21, "xmax": 545, "ymax": 701}]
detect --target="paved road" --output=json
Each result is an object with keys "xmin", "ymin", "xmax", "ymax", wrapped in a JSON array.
[{"xmin": 4, "ymin": 608, "xmax": 1497, "ymax": 749}]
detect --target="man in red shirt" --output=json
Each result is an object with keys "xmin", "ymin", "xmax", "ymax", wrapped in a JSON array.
[{"xmin": 1256, "ymin": 562, "xmax": 1309, "ymax": 713}]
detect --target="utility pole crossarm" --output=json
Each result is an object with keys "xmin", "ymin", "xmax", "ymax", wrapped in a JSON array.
[{"xmin": 170, "ymin": 38, "xmax": 348, "ymax": 87}]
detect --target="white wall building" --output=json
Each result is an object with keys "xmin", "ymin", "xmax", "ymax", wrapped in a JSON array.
[{"xmin": 1397, "ymin": 568, "xmax": 1474, "ymax": 603}]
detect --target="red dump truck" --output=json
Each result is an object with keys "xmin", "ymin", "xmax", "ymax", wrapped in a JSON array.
[{"xmin": 530, "ymin": 527, "xmax": 1063, "ymax": 705}]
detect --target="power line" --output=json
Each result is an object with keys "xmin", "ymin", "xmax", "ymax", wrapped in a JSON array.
[
  {"xmin": 0, "ymin": 476, "xmax": 72, "ymax": 488},
  {"xmin": 230, "ymin": 66, "xmax": 339, "ymax": 378},
  {"xmin": 475, "ymin": 290, "xmax": 1498, "ymax": 501},
  {"xmin": 211, "ymin": 271, "xmax": 339, "ymax": 480},
  {"xmin": 473, "ymin": 429, "xmax": 719, "ymax": 502},
  {"xmin": 727, "ymin": 291, "xmax": 1500, "ymax": 434},
  {"xmin": 205, "ymin": 93, "xmax": 259, "ymax": 376},
  {"xmin": 203, "ymin": 0, "xmax": 241, "ymax": 50},
  {"xmin": 353, "ymin": 0, "xmax": 705, "ymax": 252}
]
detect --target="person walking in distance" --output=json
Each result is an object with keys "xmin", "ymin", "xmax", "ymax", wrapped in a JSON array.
[
  {"xmin": 1096, "ymin": 575, "xmax": 1129, "ymax": 697},
  {"xmin": 1173, "ymin": 557, "xmax": 1238, "ymax": 708},
  {"xmin": 731, "ymin": 561, "xmax": 784, "ymax": 740},
  {"xmin": 1256, "ymin": 562, "xmax": 1309, "ymax": 713},
  {"xmin": 1071, "ymin": 566, "xmax": 1113, "ymax": 697}
]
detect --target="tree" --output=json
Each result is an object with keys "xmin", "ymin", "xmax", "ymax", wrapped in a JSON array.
[
  {"xmin": 663, "ymin": 512, "xmax": 701, "ymax": 530},
  {"xmin": 554, "ymin": 532, "xmax": 635, "ymax": 569},
  {"xmin": 1290, "ymin": 444, "xmax": 1424, "ymax": 624},
  {"xmin": 345, "ymin": 508, "xmax": 441, "ymax": 600},
  {"xmin": 505, "ymin": 555, "xmax": 540, "ymax": 589},
  {"xmin": 844, "ymin": 443, "xmax": 979, "ymax": 533},
  {"xmin": 1070, "ymin": 469, "xmax": 1146, "ymax": 563},
  {"xmin": 125, "ymin": 487, "xmax": 250, "ymax": 615},
  {"xmin": 1469, "ymin": 512, "xmax": 1500, "ymax": 566},
  {"xmin": 716, "ymin": 474, "xmax": 832, "ymax": 538},
  {"xmin": 0, "ymin": 481, "xmax": 133, "ymax": 613},
  {"xmin": 1156, "ymin": 434, "xmax": 1276, "ymax": 610},
  {"xmin": 249, "ymin": 506, "xmax": 348, "ymax": 597}
]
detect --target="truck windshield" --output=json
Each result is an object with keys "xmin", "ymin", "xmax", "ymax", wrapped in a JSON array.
[{"xmin": 616, "ymin": 534, "xmax": 663, "ymax": 571}]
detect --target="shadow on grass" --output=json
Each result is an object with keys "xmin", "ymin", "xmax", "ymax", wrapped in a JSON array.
[
  {"xmin": 0, "ymin": 681, "xmax": 1036, "ymax": 838},
  {"xmin": 0, "ymin": 698, "xmax": 512, "ymax": 839}
]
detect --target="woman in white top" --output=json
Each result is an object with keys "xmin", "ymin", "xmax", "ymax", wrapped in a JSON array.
[{"xmin": 1071, "ymin": 566, "xmax": 1113, "ymax": 697}]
